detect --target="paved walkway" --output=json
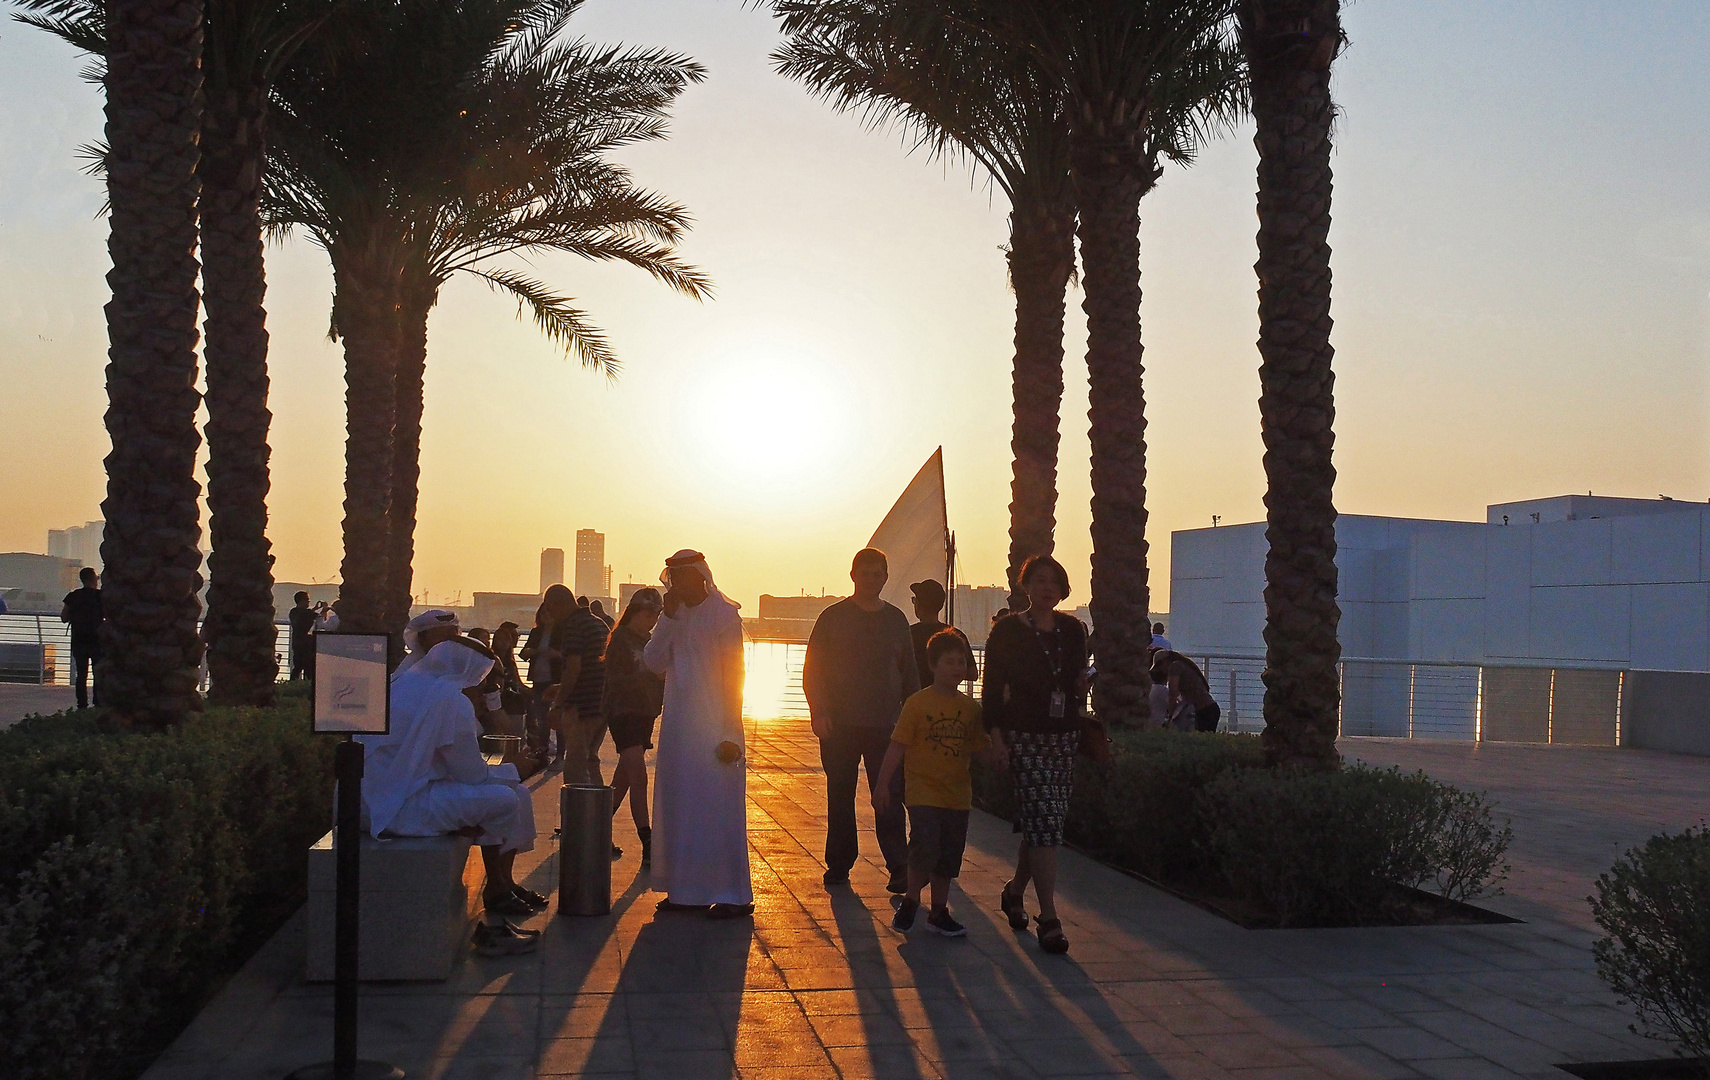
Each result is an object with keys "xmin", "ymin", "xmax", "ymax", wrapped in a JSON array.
[
  {"xmin": 143, "ymin": 721, "xmax": 1710, "ymax": 1080},
  {"xmin": 0, "ymin": 682, "xmax": 75, "ymax": 729}
]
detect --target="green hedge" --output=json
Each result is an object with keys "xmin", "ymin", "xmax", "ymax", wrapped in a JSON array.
[
  {"xmin": 0, "ymin": 700, "xmax": 333, "ymax": 1080},
  {"xmin": 1591, "ymin": 828, "xmax": 1710, "ymax": 1067},
  {"xmin": 974, "ymin": 729, "xmax": 1511, "ymax": 928}
]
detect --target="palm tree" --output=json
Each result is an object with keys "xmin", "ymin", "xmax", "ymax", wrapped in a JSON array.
[
  {"xmin": 18, "ymin": 0, "xmax": 333, "ymax": 706},
  {"xmin": 97, "ymin": 0, "xmax": 207, "ymax": 726},
  {"xmin": 769, "ymin": 0, "xmax": 1077, "ymax": 611},
  {"xmin": 267, "ymin": 0, "xmax": 710, "ymax": 639},
  {"xmin": 197, "ymin": 0, "xmax": 330, "ymax": 705},
  {"xmin": 1240, "ymin": 0, "xmax": 1344, "ymax": 767},
  {"xmin": 893, "ymin": 0, "xmax": 1243, "ymax": 724}
]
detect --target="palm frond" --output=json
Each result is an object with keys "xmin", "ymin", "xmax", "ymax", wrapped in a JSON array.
[{"xmin": 468, "ymin": 266, "xmax": 618, "ymax": 377}]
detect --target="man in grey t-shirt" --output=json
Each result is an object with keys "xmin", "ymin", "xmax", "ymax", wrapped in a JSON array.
[{"xmin": 803, "ymin": 547, "xmax": 919, "ymax": 891}]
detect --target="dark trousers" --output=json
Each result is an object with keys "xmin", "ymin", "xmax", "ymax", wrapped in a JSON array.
[
  {"xmin": 72, "ymin": 646, "xmax": 99, "ymax": 709},
  {"xmin": 289, "ymin": 638, "xmax": 312, "ymax": 681},
  {"xmin": 1195, "ymin": 701, "xmax": 1222, "ymax": 733},
  {"xmin": 820, "ymin": 725, "xmax": 907, "ymax": 875}
]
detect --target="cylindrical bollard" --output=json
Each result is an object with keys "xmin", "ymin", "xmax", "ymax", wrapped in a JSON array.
[{"xmin": 559, "ymin": 783, "xmax": 613, "ymax": 916}]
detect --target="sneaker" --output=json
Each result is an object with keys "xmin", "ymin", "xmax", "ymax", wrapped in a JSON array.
[
  {"xmin": 885, "ymin": 870, "xmax": 908, "ymax": 895},
  {"xmin": 925, "ymin": 909, "xmax": 967, "ymax": 937},
  {"xmin": 823, "ymin": 868, "xmax": 850, "ymax": 887},
  {"xmin": 472, "ymin": 921, "xmax": 538, "ymax": 956},
  {"xmin": 892, "ymin": 898, "xmax": 920, "ymax": 933}
]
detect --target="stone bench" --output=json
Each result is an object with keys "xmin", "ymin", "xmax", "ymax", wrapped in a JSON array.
[{"xmin": 306, "ymin": 831, "xmax": 482, "ymax": 982}]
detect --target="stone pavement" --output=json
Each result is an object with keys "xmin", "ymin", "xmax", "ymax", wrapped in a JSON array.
[
  {"xmin": 0, "ymin": 682, "xmax": 75, "ymax": 729},
  {"xmin": 1339, "ymin": 737, "xmax": 1710, "ymax": 933},
  {"xmin": 143, "ymin": 720, "xmax": 1710, "ymax": 1080}
]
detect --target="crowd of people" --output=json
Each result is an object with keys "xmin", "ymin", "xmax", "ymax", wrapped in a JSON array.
[{"xmin": 276, "ymin": 542, "xmax": 1221, "ymax": 958}]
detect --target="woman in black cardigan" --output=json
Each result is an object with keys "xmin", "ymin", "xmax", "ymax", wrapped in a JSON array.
[{"xmin": 981, "ymin": 554, "xmax": 1088, "ymax": 955}]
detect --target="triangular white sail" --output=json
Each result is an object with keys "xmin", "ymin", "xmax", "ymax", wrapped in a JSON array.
[{"xmin": 867, "ymin": 448, "xmax": 949, "ymax": 616}]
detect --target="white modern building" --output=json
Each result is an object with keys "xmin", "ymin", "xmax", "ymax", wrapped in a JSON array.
[
  {"xmin": 1171, "ymin": 495, "xmax": 1710, "ymax": 671},
  {"xmin": 1168, "ymin": 495, "xmax": 1710, "ymax": 752}
]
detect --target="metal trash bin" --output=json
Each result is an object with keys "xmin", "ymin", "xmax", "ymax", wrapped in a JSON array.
[{"xmin": 558, "ymin": 783, "xmax": 613, "ymax": 916}]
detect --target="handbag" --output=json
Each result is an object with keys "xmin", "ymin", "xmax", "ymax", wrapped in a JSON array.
[{"xmin": 1078, "ymin": 716, "xmax": 1112, "ymax": 763}]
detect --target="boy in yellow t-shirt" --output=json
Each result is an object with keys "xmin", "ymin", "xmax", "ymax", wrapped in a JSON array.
[{"xmin": 875, "ymin": 629, "xmax": 992, "ymax": 936}]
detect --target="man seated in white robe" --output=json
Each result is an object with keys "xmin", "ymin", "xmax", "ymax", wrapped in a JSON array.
[
  {"xmin": 391, "ymin": 608, "xmax": 462, "ymax": 680},
  {"xmin": 359, "ymin": 638, "xmax": 544, "ymax": 950}
]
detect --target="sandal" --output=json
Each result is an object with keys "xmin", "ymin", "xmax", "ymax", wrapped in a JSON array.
[
  {"xmin": 1000, "ymin": 883, "xmax": 1029, "ymax": 931},
  {"xmin": 706, "ymin": 903, "xmax": 755, "ymax": 920},
  {"xmin": 1035, "ymin": 917, "xmax": 1070, "ymax": 955},
  {"xmin": 484, "ymin": 891, "xmax": 536, "ymax": 918}
]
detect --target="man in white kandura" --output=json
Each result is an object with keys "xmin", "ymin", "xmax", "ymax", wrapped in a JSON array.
[
  {"xmin": 644, "ymin": 550, "xmax": 754, "ymax": 919},
  {"xmin": 359, "ymin": 637, "xmax": 546, "ymax": 955}
]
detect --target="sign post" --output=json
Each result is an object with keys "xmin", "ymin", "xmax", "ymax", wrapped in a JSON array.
[{"xmin": 288, "ymin": 633, "xmax": 403, "ymax": 1080}]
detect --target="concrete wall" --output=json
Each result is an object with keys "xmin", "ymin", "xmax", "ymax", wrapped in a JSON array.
[
  {"xmin": 1622, "ymin": 670, "xmax": 1710, "ymax": 756},
  {"xmin": 1170, "ymin": 502, "xmax": 1710, "ymax": 672}
]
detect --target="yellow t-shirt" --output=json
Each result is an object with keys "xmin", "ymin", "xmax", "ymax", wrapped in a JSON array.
[{"xmin": 893, "ymin": 686, "xmax": 989, "ymax": 810}]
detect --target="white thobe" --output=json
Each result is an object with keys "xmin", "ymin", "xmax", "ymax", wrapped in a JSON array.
[
  {"xmin": 644, "ymin": 595, "xmax": 751, "ymax": 905},
  {"xmin": 359, "ymin": 643, "xmax": 535, "ymax": 853}
]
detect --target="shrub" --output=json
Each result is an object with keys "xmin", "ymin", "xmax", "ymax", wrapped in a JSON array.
[
  {"xmin": 1197, "ymin": 764, "xmax": 1510, "ymax": 927},
  {"xmin": 0, "ymin": 701, "xmax": 333, "ymax": 1080},
  {"xmin": 974, "ymin": 730, "xmax": 1510, "ymax": 928},
  {"xmin": 1591, "ymin": 828, "xmax": 1710, "ymax": 1069}
]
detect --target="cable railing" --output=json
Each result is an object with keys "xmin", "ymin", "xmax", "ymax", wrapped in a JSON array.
[
  {"xmin": 1189, "ymin": 652, "xmax": 1628, "ymax": 746},
  {"xmin": 0, "ymin": 614, "xmax": 1637, "ymax": 747},
  {"xmin": 0, "ymin": 614, "xmax": 296, "ymax": 688}
]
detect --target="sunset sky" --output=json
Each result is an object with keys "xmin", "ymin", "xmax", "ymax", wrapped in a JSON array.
[{"xmin": 2, "ymin": 0, "xmax": 1707, "ymax": 615}]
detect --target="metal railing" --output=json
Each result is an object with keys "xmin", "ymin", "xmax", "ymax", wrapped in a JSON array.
[
  {"xmin": 1189, "ymin": 652, "xmax": 1628, "ymax": 746},
  {"xmin": 0, "ymin": 614, "xmax": 296, "ymax": 687}
]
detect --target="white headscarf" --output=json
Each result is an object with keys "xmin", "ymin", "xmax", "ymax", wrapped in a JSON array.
[
  {"xmin": 359, "ymin": 639, "xmax": 494, "ymax": 837},
  {"xmin": 661, "ymin": 549, "xmax": 740, "ymax": 611},
  {"xmin": 394, "ymin": 609, "xmax": 461, "ymax": 679}
]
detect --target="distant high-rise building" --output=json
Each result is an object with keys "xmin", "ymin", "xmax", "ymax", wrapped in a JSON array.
[
  {"xmin": 47, "ymin": 520, "xmax": 103, "ymax": 571},
  {"xmin": 575, "ymin": 530, "xmax": 605, "ymax": 599},
  {"xmin": 540, "ymin": 548, "xmax": 564, "ymax": 594}
]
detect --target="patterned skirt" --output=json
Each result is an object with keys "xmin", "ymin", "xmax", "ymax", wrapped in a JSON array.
[{"xmin": 1007, "ymin": 729, "xmax": 1078, "ymax": 847}]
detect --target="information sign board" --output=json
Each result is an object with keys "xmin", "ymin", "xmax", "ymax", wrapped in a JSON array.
[{"xmin": 311, "ymin": 634, "xmax": 391, "ymax": 734}]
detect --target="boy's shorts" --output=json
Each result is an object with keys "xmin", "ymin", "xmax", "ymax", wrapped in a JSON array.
[{"xmin": 906, "ymin": 805, "xmax": 971, "ymax": 879}]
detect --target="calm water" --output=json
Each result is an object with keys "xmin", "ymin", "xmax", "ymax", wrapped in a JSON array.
[{"xmin": 742, "ymin": 641, "xmax": 810, "ymax": 720}]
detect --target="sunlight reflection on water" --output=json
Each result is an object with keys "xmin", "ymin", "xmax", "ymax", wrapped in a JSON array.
[{"xmin": 742, "ymin": 641, "xmax": 809, "ymax": 721}]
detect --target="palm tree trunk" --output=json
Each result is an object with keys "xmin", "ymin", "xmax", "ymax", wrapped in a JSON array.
[
  {"xmin": 1074, "ymin": 146, "xmax": 1159, "ymax": 727},
  {"xmin": 98, "ymin": 0, "xmax": 206, "ymax": 728},
  {"xmin": 384, "ymin": 284, "xmax": 435, "ymax": 645},
  {"xmin": 1004, "ymin": 198, "xmax": 1076, "ymax": 608},
  {"xmin": 1245, "ymin": 0, "xmax": 1344, "ymax": 769},
  {"xmin": 201, "ymin": 79, "xmax": 278, "ymax": 707},
  {"xmin": 331, "ymin": 263, "xmax": 401, "ymax": 636}
]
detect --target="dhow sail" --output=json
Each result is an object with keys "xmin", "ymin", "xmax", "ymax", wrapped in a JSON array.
[{"xmin": 867, "ymin": 448, "xmax": 950, "ymax": 616}]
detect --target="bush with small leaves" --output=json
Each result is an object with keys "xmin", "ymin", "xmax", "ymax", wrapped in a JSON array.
[
  {"xmin": 1591, "ymin": 828, "xmax": 1710, "ymax": 1071},
  {"xmin": 0, "ymin": 701, "xmax": 332, "ymax": 1080}
]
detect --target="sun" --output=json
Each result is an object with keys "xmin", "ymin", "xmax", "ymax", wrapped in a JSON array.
[{"xmin": 671, "ymin": 344, "xmax": 860, "ymax": 499}]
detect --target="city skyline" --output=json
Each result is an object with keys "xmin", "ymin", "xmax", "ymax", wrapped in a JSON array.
[{"xmin": 2, "ymin": 1, "xmax": 1706, "ymax": 616}]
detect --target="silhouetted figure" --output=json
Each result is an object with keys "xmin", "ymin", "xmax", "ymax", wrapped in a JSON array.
[
  {"xmin": 60, "ymin": 567, "xmax": 103, "ymax": 708},
  {"xmin": 603, "ymin": 588, "xmax": 665, "ymax": 865},
  {"xmin": 590, "ymin": 598, "xmax": 614, "ymax": 628},
  {"xmin": 287, "ymin": 590, "xmax": 317, "ymax": 680},
  {"xmin": 907, "ymin": 579, "xmax": 971, "ymax": 690},
  {"xmin": 983, "ymin": 554, "xmax": 1089, "ymax": 956},
  {"xmin": 803, "ymin": 548, "xmax": 918, "ymax": 893}
]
